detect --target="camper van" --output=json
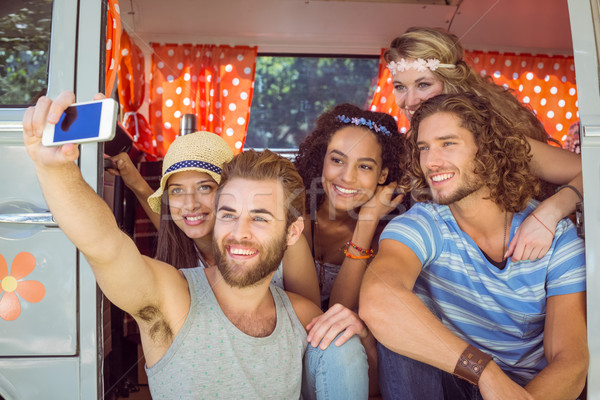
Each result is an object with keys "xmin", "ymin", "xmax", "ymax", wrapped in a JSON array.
[{"xmin": 0, "ymin": 0, "xmax": 599, "ymax": 398}]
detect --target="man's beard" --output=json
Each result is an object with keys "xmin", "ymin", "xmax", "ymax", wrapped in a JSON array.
[
  {"xmin": 429, "ymin": 164, "xmax": 485, "ymax": 205},
  {"xmin": 213, "ymin": 234, "xmax": 287, "ymax": 288},
  {"xmin": 432, "ymin": 178, "xmax": 483, "ymax": 205}
]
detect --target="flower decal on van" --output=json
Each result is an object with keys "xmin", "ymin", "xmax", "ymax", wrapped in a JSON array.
[{"xmin": 0, "ymin": 252, "xmax": 45, "ymax": 321}]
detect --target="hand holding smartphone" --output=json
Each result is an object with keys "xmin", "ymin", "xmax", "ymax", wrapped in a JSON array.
[{"xmin": 42, "ymin": 98, "xmax": 119, "ymax": 146}]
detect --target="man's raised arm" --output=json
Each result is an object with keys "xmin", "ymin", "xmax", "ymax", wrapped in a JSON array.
[{"xmin": 22, "ymin": 91, "xmax": 183, "ymax": 316}]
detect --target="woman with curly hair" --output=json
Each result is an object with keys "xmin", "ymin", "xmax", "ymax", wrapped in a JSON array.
[
  {"xmin": 295, "ymin": 103, "xmax": 405, "ymax": 397},
  {"xmin": 295, "ymin": 103, "xmax": 406, "ymax": 313},
  {"xmin": 385, "ymin": 26, "xmax": 584, "ymax": 262}
]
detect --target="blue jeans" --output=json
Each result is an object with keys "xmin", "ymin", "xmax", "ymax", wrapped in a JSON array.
[
  {"xmin": 377, "ymin": 343, "xmax": 483, "ymax": 400},
  {"xmin": 302, "ymin": 332, "xmax": 369, "ymax": 400}
]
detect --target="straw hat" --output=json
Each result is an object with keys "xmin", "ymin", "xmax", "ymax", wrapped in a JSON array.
[{"xmin": 147, "ymin": 131, "xmax": 234, "ymax": 213}]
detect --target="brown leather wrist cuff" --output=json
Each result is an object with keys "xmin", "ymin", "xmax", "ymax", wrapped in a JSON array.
[{"xmin": 453, "ymin": 344, "xmax": 493, "ymax": 386}]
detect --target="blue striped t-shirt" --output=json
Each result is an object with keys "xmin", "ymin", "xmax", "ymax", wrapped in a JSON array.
[{"xmin": 380, "ymin": 200, "xmax": 586, "ymax": 385}]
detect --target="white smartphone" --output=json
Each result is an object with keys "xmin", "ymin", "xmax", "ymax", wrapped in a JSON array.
[{"xmin": 42, "ymin": 98, "xmax": 119, "ymax": 146}]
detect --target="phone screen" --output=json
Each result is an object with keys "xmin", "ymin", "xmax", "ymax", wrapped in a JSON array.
[{"xmin": 52, "ymin": 102, "xmax": 102, "ymax": 143}]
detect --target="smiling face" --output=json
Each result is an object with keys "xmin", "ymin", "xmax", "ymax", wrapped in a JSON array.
[
  {"xmin": 213, "ymin": 177, "xmax": 295, "ymax": 288},
  {"xmin": 391, "ymin": 60, "xmax": 445, "ymax": 120},
  {"xmin": 320, "ymin": 126, "xmax": 389, "ymax": 212},
  {"xmin": 416, "ymin": 112, "xmax": 484, "ymax": 206},
  {"xmin": 167, "ymin": 170, "xmax": 218, "ymax": 241}
]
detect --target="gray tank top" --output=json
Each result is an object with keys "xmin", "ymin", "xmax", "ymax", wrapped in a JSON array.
[
  {"xmin": 270, "ymin": 261, "xmax": 285, "ymax": 290},
  {"xmin": 146, "ymin": 267, "xmax": 307, "ymax": 399}
]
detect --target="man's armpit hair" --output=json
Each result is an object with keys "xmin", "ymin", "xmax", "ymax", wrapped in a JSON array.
[{"xmin": 136, "ymin": 304, "xmax": 174, "ymax": 343}]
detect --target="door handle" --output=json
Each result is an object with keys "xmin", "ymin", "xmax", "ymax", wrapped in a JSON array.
[{"xmin": 0, "ymin": 212, "xmax": 58, "ymax": 227}]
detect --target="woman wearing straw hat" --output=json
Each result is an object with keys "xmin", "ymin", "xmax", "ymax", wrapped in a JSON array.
[{"xmin": 109, "ymin": 131, "xmax": 320, "ymax": 306}]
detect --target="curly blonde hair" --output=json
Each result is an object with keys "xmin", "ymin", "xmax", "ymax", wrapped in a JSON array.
[
  {"xmin": 405, "ymin": 93, "xmax": 540, "ymax": 212},
  {"xmin": 385, "ymin": 27, "xmax": 550, "ymax": 144}
]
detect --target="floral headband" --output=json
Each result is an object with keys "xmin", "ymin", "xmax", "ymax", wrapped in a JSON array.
[
  {"xmin": 335, "ymin": 114, "xmax": 392, "ymax": 136},
  {"xmin": 387, "ymin": 58, "xmax": 455, "ymax": 73}
]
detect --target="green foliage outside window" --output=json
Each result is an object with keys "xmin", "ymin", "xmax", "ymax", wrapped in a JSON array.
[
  {"xmin": 246, "ymin": 56, "xmax": 379, "ymax": 149},
  {"xmin": 0, "ymin": 0, "xmax": 52, "ymax": 106}
]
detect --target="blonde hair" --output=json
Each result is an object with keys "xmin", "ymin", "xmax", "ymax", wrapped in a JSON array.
[{"xmin": 385, "ymin": 27, "xmax": 550, "ymax": 143}]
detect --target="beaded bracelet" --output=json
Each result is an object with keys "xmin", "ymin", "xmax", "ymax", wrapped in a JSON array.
[
  {"xmin": 346, "ymin": 241, "xmax": 374, "ymax": 256},
  {"xmin": 343, "ymin": 249, "xmax": 372, "ymax": 259}
]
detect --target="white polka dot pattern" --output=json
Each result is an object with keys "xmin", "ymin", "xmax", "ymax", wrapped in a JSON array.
[
  {"xmin": 117, "ymin": 28, "xmax": 156, "ymax": 159},
  {"xmin": 370, "ymin": 50, "xmax": 578, "ymax": 146},
  {"xmin": 148, "ymin": 44, "xmax": 257, "ymax": 157},
  {"xmin": 105, "ymin": 0, "xmax": 121, "ymax": 95}
]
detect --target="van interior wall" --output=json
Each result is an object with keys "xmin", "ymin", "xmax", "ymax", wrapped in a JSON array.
[
  {"xmin": 117, "ymin": 0, "xmax": 575, "ymax": 146},
  {"xmin": 119, "ymin": 0, "xmax": 573, "ymax": 55}
]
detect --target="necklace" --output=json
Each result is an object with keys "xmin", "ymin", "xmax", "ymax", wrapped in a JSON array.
[{"xmin": 502, "ymin": 211, "xmax": 508, "ymax": 260}]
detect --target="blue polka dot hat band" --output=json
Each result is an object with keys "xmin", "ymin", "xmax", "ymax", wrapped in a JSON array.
[{"xmin": 165, "ymin": 160, "xmax": 222, "ymax": 176}]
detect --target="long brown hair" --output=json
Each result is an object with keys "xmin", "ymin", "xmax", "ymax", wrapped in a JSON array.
[{"xmin": 155, "ymin": 192, "xmax": 204, "ymax": 269}]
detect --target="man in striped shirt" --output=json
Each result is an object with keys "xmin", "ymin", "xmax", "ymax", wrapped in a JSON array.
[{"xmin": 360, "ymin": 93, "xmax": 587, "ymax": 400}]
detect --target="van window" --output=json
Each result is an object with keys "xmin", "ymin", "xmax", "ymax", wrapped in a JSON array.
[
  {"xmin": 0, "ymin": 0, "xmax": 52, "ymax": 106},
  {"xmin": 245, "ymin": 55, "xmax": 379, "ymax": 149}
]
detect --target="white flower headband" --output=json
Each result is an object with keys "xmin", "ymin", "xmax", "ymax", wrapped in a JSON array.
[{"xmin": 387, "ymin": 58, "xmax": 455, "ymax": 73}]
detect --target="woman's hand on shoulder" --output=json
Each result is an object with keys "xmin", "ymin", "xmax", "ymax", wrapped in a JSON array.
[{"xmin": 506, "ymin": 210, "xmax": 556, "ymax": 262}]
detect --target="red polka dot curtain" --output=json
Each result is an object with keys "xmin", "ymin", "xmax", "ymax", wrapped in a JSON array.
[
  {"xmin": 117, "ymin": 30, "xmax": 155, "ymax": 159},
  {"xmin": 370, "ymin": 50, "xmax": 578, "ymax": 145},
  {"xmin": 149, "ymin": 44, "xmax": 257, "ymax": 157},
  {"xmin": 105, "ymin": 0, "xmax": 121, "ymax": 95}
]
